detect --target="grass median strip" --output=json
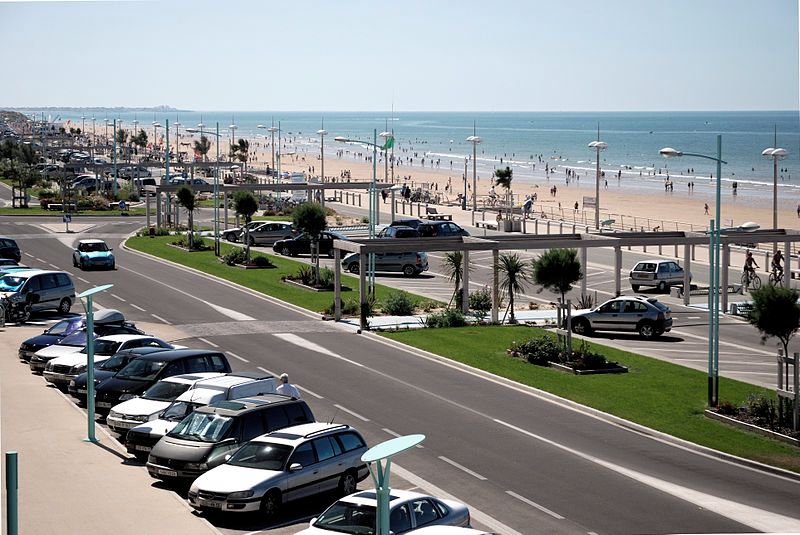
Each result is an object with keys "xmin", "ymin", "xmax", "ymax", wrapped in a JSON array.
[
  {"xmin": 381, "ymin": 325, "xmax": 800, "ymax": 473},
  {"xmin": 126, "ymin": 235, "xmax": 432, "ymax": 314},
  {"xmin": 0, "ymin": 206, "xmax": 145, "ymax": 217}
]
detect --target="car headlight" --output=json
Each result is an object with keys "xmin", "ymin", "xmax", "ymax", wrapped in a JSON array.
[
  {"xmin": 119, "ymin": 393, "xmax": 136, "ymax": 401},
  {"xmin": 184, "ymin": 462, "xmax": 208, "ymax": 471},
  {"xmin": 227, "ymin": 490, "xmax": 254, "ymax": 500},
  {"xmin": 45, "ymin": 362, "xmax": 54, "ymax": 371},
  {"xmin": 69, "ymin": 380, "xmax": 76, "ymax": 387},
  {"xmin": 108, "ymin": 410, "xmax": 121, "ymax": 419},
  {"xmin": 70, "ymin": 364, "xmax": 86, "ymax": 375},
  {"xmin": 10, "ymin": 293, "xmax": 24, "ymax": 303}
]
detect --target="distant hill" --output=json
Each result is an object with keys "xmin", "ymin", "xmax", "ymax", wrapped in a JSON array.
[{"xmin": 8, "ymin": 105, "xmax": 190, "ymax": 113}]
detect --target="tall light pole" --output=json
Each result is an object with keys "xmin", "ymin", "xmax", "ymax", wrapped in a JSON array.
[
  {"xmin": 762, "ymin": 133, "xmax": 787, "ymax": 235},
  {"xmin": 268, "ymin": 122, "xmax": 278, "ymax": 178},
  {"xmin": 318, "ymin": 123, "xmax": 328, "ymax": 204},
  {"xmin": 187, "ymin": 123, "xmax": 221, "ymax": 255},
  {"xmin": 466, "ymin": 131, "xmax": 482, "ymax": 225},
  {"xmin": 104, "ymin": 119, "xmax": 109, "ymax": 153},
  {"xmin": 152, "ymin": 122, "xmax": 162, "ymax": 158},
  {"xmin": 173, "ymin": 118, "xmax": 181, "ymax": 162},
  {"xmin": 80, "ymin": 115, "xmax": 85, "ymax": 136},
  {"xmin": 660, "ymin": 135, "xmax": 725, "ymax": 407},
  {"xmin": 588, "ymin": 131, "xmax": 608, "ymax": 229},
  {"xmin": 379, "ymin": 131, "xmax": 392, "ymax": 183}
]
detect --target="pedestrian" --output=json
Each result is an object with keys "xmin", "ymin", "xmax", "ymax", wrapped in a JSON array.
[
  {"xmin": 276, "ymin": 373, "xmax": 301, "ymax": 398},
  {"xmin": 574, "ymin": 201, "xmax": 579, "ymax": 211},
  {"xmin": 704, "ymin": 203, "xmax": 709, "ymax": 215}
]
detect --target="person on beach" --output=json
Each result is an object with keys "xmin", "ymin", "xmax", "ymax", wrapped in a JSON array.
[{"xmin": 704, "ymin": 203, "xmax": 709, "ymax": 215}]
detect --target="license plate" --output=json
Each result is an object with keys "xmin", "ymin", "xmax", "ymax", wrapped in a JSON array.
[
  {"xmin": 77, "ymin": 388, "xmax": 87, "ymax": 394},
  {"xmin": 134, "ymin": 445, "xmax": 151, "ymax": 452},
  {"xmin": 199, "ymin": 499, "xmax": 221, "ymax": 509},
  {"xmin": 96, "ymin": 402, "xmax": 112, "ymax": 408},
  {"xmin": 112, "ymin": 421, "xmax": 137, "ymax": 429},
  {"xmin": 157, "ymin": 468, "xmax": 177, "ymax": 477}
]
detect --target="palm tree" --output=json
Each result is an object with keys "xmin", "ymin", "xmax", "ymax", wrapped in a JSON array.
[
  {"xmin": 194, "ymin": 135, "xmax": 211, "ymax": 162},
  {"xmin": 441, "ymin": 251, "xmax": 473, "ymax": 308},
  {"xmin": 531, "ymin": 248, "xmax": 583, "ymax": 303},
  {"xmin": 134, "ymin": 129, "xmax": 148, "ymax": 156},
  {"xmin": 292, "ymin": 202, "xmax": 328, "ymax": 282},
  {"xmin": 494, "ymin": 166, "xmax": 513, "ymax": 219},
  {"xmin": 175, "ymin": 186, "xmax": 197, "ymax": 249},
  {"xmin": 115, "ymin": 129, "xmax": 128, "ymax": 162},
  {"xmin": 16, "ymin": 142, "xmax": 38, "ymax": 208},
  {"xmin": 235, "ymin": 138, "xmax": 250, "ymax": 174},
  {"xmin": 498, "ymin": 252, "xmax": 530, "ymax": 324},
  {"xmin": 233, "ymin": 190, "xmax": 258, "ymax": 262}
]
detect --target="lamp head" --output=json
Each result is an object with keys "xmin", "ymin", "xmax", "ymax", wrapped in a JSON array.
[
  {"xmin": 659, "ymin": 147, "xmax": 682, "ymax": 158},
  {"xmin": 738, "ymin": 221, "xmax": 760, "ymax": 232},
  {"xmin": 379, "ymin": 131, "xmax": 392, "ymax": 138},
  {"xmin": 466, "ymin": 135, "xmax": 482, "ymax": 144},
  {"xmin": 317, "ymin": 129, "xmax": 328, "ymax": 136},
  {"xmin": 588, "ymin": 141, "xmax": 607, "ymax": 150},
  {"xmin": 762, "ymin": 147, "xmax": 787, "ymax": 159},
  {"xmin": 334, "ymin": 136, "xmax": 348, "ymax": 142},
  {"xmin": 267, "ymin": 126, "xmax": 278, "ymax": 133}
]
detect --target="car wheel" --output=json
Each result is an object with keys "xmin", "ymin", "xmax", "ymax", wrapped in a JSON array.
[
  {"xmin": 72, "ymin": 256, "xmax": 78, "ymax": 267},
  {"xmin": 348, "ymin": 263, "xmax": 360, "ymax": 274},
  {"xmin": 260, "ymin": 490, "xmax": 281, "ymax": 518},
  {"xmin": 638, "ymin": 321, "xmax": 656, "ymax": 339},
  {"xmin": 338, "ymin": 470, "xmax": 357, "ymax": 496},
  {"xmin": 572, "ymin": 317, "xmax": 591, "ymax": 335},
  {"xmin": 631, "ymin": 284, "xmax": 640, "ymax": 292},
  {"xmin": 80, "ymin": 259, "xmax": 86, "ymax": 270},
  {"xmin": 248, "ymin": 236, "xmax": 256, "ymax": 247},
  {"xmin": 225, "ymin": 233, "xmax": 237, "ymax": 242},
  {"xmin": 57, "ymin": 298, "xmax": 71, "ymax": 314},
  {"xmin": 402, "ymin": 265, "xmax": 416, "ymax": 277},
  {"xmin": 327, "ymin": 248, "xmax": 335, "ymax": 258},
  {"xmin": 657, "ymin": 281, "xmax": 668, "ymax": 292},
  {"xmin": 280, "ymin": 246, "xmax": 292, "ymax": 256}
]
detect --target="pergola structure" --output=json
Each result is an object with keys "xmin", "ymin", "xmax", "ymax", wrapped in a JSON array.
[{"xmin": 332, "ymin": 229, "xmax": 800, "ymax": 329}]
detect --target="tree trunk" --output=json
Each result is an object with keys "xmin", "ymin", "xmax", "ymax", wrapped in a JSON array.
[
  {"xmin": 188, "ymin": 211, "xmax": 194, "ymax": 249},
  {"xmin": 244, "ymin": 224, "xmax": 251, "ymax": 263}
]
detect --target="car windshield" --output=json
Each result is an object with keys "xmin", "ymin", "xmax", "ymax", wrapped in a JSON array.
[
  {"xmin": 313, "ymin": 502, "xmax": 377, "ymax": 535},
  {"xmin": 634, "ymin": 262, "xmax": 657, "ymax": 272},
  {"xmin": 99, "ymin": 353, "xmax": 131, "ymax": 370},
  {"xmin": 0, "ymin": 275, "xmax": 25, "ymax": 291},
  {"xmin": 115, "ymin": 359, "xmax": 167, "ymax": 380},
  {"xmin": 161, "ymin": 400, "xmax": 201, "ymax": 421},
  {"xmin": 46, "ymin": 318, "xmax": 82, "ymax": 336},
  {"xmin": 78, "ymin": 242, "xmax": 108, "ymax": 253},
  {"xmin": 651, "ymin": 301, "xmax": 670, "ymax": 312},
  {"xmin": 142, "ymin": 381, "xmax": 191, "ymax": 401},
  {"xmin": 59, "ymin": 331, "xmax": 90, "ymax": 347},
  {"xmin": 227, "ymin": 442, "xmax": 292, "ymax": 470},
  {"xmin": 80, "ymin": 340, "xmax": 122, "ymax": 355},
  {"xmin": 168, "ymin": 412, "xmax": 233, "ymax": 442}
]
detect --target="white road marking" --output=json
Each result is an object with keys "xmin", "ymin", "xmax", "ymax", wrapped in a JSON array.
[
  {"xmin": 333, "ymin": 404, "xmax": 370, "ymax": 422},
  {"xmin": 225, "ymin": 351, "xmax": 250, "ymax": 363},
  {"xmin": 298, "ymin": 385, "xmax": 323, "ymax": 399},
  {"xmin": 383, "ymin": 428, "xmax": 423, "ymax": 448},
  {"xmin": 505, "ymin": 490, "xmax": 565, "ymax": 519},
  {"xmin": 494, "ymin": 419, "xmax": 800, "ymax": 533},
  {"xmin": 35, "ymin": 257, "xmax": 46, "ymax": 263},
  {"xmin": 48, "ymin": 263, "xmax": 59, "ymax": 269},
  {"xmin": 78, "ymin": 277, "xmax": 90, "ymax": 284},
  {"xmin": 687, "ymin": 316, "xmax": 701, "ymax": 320},
  {"xmin": 24, "ymin": 252, "xmax": 34, "ymax": 258},
  {"xmin": 438, "ymin": 456, "xmax": 487, "ymax": 480},
  {"xmin": 257, "ymin": 366, "xmax": 276, "ymax": 375},
  {"xmin": 201, "ymin": 300, "xmax": 256, "ymax": 321},
  {"xmin": 110, "ymin": 294, "xmax": 126, "ymax": 302},
  {"xmin": 129, "ymin": 303, "xmax": 146, "ymax": 312},
  {"xmin": 671, "ymin": 328, "xmax": 776, "ymax": 356},
  {"xmin": 273, "ymin": 333, "xmax": 365, "ymax": 368},
  {"xmin": 150, "ymin": 314, "xmax": 171, "ymax": 324},
  {"xmin": 197, "ymin": 337, "xmax": 219, "ymax": 348}
]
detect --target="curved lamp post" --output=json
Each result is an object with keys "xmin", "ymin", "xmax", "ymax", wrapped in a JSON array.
[
  {"xmin": 78, "ymin": 283, "xmax": 114, "ymax": 443},
  {"xmin": 660, "ymin": 135, "xmax": 726, "ymax": 407},
  {"xmin": 466, "ymin": 134, "xmax": 482, "ymax": 225},
  {"xmin": 318, "ymin": 125, "xmax": 328, "ymax": 204},
  {"xmin": 762, "ymin": 146, "xmax": 788, "ymax": 233},
  {"xmin": 588, "ymin": 137, "xmax": 608, "ymax": 229},
  {"xmin": 187, "ymin": 123, "xmax": 222, "ymax": 256}
]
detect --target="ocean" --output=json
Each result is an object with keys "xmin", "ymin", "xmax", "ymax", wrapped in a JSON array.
[{"xmin": 23, "ymin": 109, "xmax": 800, "ymax": 205}]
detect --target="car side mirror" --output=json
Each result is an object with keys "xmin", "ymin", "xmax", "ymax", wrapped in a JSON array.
[
  {"xmin": 309, "ymin": 518, "xmax": 317, "ymax": 527},
  {"xmin": 224, "ymin": 454, "xmax": 232, "ymax": 462},
  {"xmin": 289, "ymin": 463, "xmax": 302, "ymax": 472}
]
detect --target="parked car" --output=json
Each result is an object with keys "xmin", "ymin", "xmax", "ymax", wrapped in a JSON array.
[
  {"xmin": 377, "ymin": 226, "xmax": 421, "ymax": 239},
  {"xmin": 0, "ymin": 258, "xmax": 23, "ymax": 267},
  {"xmin": 42, "ymin": 334, "xmax": 180, "ymax": 388},
  {"xmin": 220, "ymin": 221, "xmax": 264, "ymax": 242},
  {"xmin": 72, "ymin": 239, "xmax": 115, "ymax": 270},
  {"xmin": 417, "ymin": 221, "xmax": 470, "ymax": 238},
  {"xmin": 68, "ymin": 346, "xmax": 173, "ymax": 404},
  {"xmin": 120, "ymin": 166, "xmax": 151, "ymax": 178},
  {"xmin": 244, "ymin": 221, "xmax": 297, "ymax": 246},
  {"xmin": 94, "ymin": 348, "xmax": 232, "ymax": 414},
  {"xmin": 296, "ymin": 490, "xmax": 471, "ymax": 535},
  {"xmin": 0, "ymin": 270, "xmax": 74, "ymax": 315},
  {"xmin": 389, "ymin": 218, "xmax": 425, "ymax": 230},
  {"xmin": 147, "ymin": 394, "xmax": 315, "ymax": 482},
  {"xmin": 0, "ymin": 236, "xmax": 21, "ymax": 262},
  {"xmin": 273, "ymin": 231, "xmax": 348, "ymax": 257},
  {"xmin": 105, "ymin": 372, "xmax": 227, "ymax": 435},
  {"xmin": 125, "ymin": 371, "xmax": 277, "ymax": 459},
  {"xmin": 629, "ymin": 259, "xmax": 690, "ymax": 292},
  {"xmin": 188, "ymin": 422, "xmax": 369, "ymax": 516},
  {"xmin": 571, "ymin": 295, "xmax": 673, "ymax": 339},
  {"xmin": 71, "ymin": 176, "xmax": 108, "ymax": 194},
  {"xmin": 20, "ymin": 309, "xmax": 142, "ymax": 364},
  {"xmin": 341, "ymin": 251, "xmax": 429, "ymax": 277}
]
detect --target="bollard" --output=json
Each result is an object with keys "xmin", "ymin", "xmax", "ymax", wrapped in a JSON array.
[{"xmin": 6, "ymin": 451, "xmax": 18, "ymax": 535}]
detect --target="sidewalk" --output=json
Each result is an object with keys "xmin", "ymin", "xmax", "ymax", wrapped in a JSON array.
[{"xmin": 0, "ymin": 323, "xmax": 220, "ymax": 535}]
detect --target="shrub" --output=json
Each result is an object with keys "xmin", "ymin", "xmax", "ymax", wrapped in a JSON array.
[
  {"xmin": 384, "ymin": 291, "xmax": 415, "ymax": 316},
  {"xmin": 717, "ymin": 400, "xmax": 739, "ymax": 416},
  {"xmin": 508, "ymin": 335, "xmax": 561, "ymax": 366},
  {"xmin": 318, "ymin": 267, "xmax": 334, "ymax": 288},
  {"xmin": 469, "ymin": 287, "xmax": 492, "ymax": 320},
  {"xmin": 222, "ymin": 248, "xmax": 247, "ymax": 266},
  {"xmin": 425, "ymin": 308, "xmax": 467, "ymax": 328},
  {"xmin": 251, "ymin": 255, "xmax": 272, "ymax": 267},
  {"xmin": 296, "ymin": 265, "xmax": 314, "ymax": 286},
  {"xmin": 746, "ymin": 393, "xmax": 777, "ymax": 430},
  {"xmin": 420, "ymin": 300, "xmax": 438, "ymax": 313},
  {"xmin": 323, "ymin": 297, "xmax": 359, "ymax": 316}
]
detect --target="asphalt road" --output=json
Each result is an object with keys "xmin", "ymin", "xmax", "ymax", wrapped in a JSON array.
[{"xmin": 3, "ymin": 214, "xmax": 800, "ymax": 535}]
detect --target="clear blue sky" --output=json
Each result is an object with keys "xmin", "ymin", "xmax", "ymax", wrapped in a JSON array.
[{"xmin": 1, "ymin": 0, "xmax": 798, "ymax": 111}]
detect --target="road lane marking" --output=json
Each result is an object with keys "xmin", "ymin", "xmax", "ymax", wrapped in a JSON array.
[
  {"xmin": 201, "ymin": 300, "xmax": 256, "ymax": 321},
  {"xmin": 24, "ymin": 252, "xmax": 34, "ymax": 258},
  {"xmin": 150, "ymin": 314, "xmax": 171, "ymax": 324},
  {"xmin": 298, "ymin": 385, "xmax": 323, "ymax": 399},
  {"xmin": 671, "ymin": 328, "xmax": 776, "ymax": 356},
  {"xmin": 48, "ymin": 263, "xmax": 59, "ymax": 269},
  {"xmin": 493, "ymin": 418, "xmax": 800, "ymax": 533},
  {"xmin": 197, "ymin": 337, "xmax": 219, "ymax": 348},
  {"xmin": 129, "ymin": 303, "xmax": 146, "ymax": 312},
  {"xmin": 77, "ymin": 277, "xmax": 90, "ymax": 284},
  {"xmin": 505, "ymin": 490, "xmax": 564, "ymax": 519},
  {"xmin": 383, "ymin": 428, "xmax": 424, "ymax": 448},
  {"xmin": 273, "ymin": 333, "xmax": 365, "ymax": 368},
  {"xmin": 35, "ymin": 257, "xmax": 46, "ymax": 263},
  {"xmin": 225, "ymin": 351, "xmax": 250, "ymax": 363},
  {"xmin": 257, "ymin": 366, "xmax": 275, "ymax": 375},
  {"xmin": 439, "ymin": 456, "xmax": 487, "ymax": 480},
  {"xmin": 333, "ymin": 404, "xmax": 369, "ymax": 422},
  {"xmin": 111, "ymin": 294, "xmax": 126, "ymax": 302}
]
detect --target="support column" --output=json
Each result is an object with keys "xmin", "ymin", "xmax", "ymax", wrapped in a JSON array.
[
  {"xmin": 334, "ymin": 248, "xmax": 342, "ymax": 321},
  {"xmin": 145, "ymin": 190, "xmax": 151, "ymax": 228},
  {"xmin": 614, "ymin": 246, "xmax": 622, "ymax": 297},
  {"xmin": 785, "ymin": 241, "xmax": 791, "ymax": 288},
  {"xmin": 580, "ymin": 247, "xmax": 588, "ymax": 296},
  {"xmin": 223, "ymin": 192, "xmax": 228, "ymax": 229},
  {"xmin": 359, "ymin": 252, "xmax": 367, "ymax": 330},
  {"xmin": 156, "ymin": 191, "xmax": 162, "ymax": 228},
  {"xmin": 721, "ymin": 243, "xmax": 730, "ymax": 314},
  {"xmin": 683, "ymin": 243, "xmax": 691, "ymax": 306},
  {"xmin": 390, "ymin": 190, "xmax": 396, "ymax": 222},
  {"xmin": 491, "ymin": 250, "xmax": 499, "ymax": 323},
  {"xmin": 462, "ymin": 250, "xmax": 470, "ymax": 314}
]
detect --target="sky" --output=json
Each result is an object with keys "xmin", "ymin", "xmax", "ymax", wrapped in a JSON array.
[{"xmin": 0, "ymin": 0, "xmax": 798, "ymax": 112}]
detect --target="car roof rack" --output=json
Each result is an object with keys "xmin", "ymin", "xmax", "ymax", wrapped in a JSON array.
[{"xmin": 303, "ymin": 424, "xmax": 349, "ymax": 438}]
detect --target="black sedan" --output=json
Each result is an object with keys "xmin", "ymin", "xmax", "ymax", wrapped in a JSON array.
[{"xmin": 272, "ymin": 231, "xmax": 348, "ymax": 257}]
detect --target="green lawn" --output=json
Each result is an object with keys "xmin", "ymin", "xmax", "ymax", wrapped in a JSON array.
[
  {"xmin": 382, "ymin": 326, "xmax": 800, "ymax": 472},
  {"xmin": 126, "ymin": 236, "xmax": 434, "ymax": 314},
  {"xmin": 0, "ymin": 206, "xmax": 145, "ymax": 217}
]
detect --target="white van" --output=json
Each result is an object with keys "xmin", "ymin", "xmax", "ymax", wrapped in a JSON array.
[{"xmin": 124, "ymin": 371, "xmax": 276, "ymax": 458}]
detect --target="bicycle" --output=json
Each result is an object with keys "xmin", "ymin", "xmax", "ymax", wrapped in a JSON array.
[
  {"xmin": 741, "ymin": 268, "xmax": 762, "ymax": 291},
  {"xmin": 768, "ymin": 266, "xmax": 784, "ymax": 287}
]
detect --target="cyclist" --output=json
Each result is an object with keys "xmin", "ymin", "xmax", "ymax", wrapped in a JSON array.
[
  {"xmin": 772, "ymin": 249, "xmax": 784, "ymax": 280},
  {"xmin": 744, "ymin": 250, "xmax": 759, "ymax": 280}
]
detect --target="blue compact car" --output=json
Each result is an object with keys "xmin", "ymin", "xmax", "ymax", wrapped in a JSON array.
[{"xmin": 72, "ymin": 239, "xmax": 115, "ymax": 270}]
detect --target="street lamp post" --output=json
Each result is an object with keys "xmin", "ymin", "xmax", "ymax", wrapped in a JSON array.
[
  {"xmin": 77, "ymin": 284, "xmax": 114, "ymax": 443},
  {"xmin": 174, "ymin": 118, "xmax": 181, "ymax": 162},
  {"xmin": 187, "ymin": 123, "xmax": 222, "ymax": 255},
  {"xmin": 152, "ymin": 122, "xmax": 162, "ymax": 158},
  {"xmin": 466, "ymin": 132, "xmax": 482, "ymax": 225},
  {"xmin": 588, "ymin": 131, "xmax": 608, "ymax": 229},
  {"xmin": 660, "ymin": 135, "xmax": 726, "ymax": 406},
  {"xmin": 762, "ymin": 140, "xmax": 788, "ymax": 234},
  {"xmin": 318, "ymin": 124, "xmax": 328, "ymax": 205}
]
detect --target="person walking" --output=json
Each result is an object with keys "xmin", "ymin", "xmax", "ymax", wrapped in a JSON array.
[
  {"xmin": 276, "ymin": 373, "xmax": 301, "ymax": 398},
  {"xmin": 704, "ymin": 203, "xmax": 709, "ymax": 215}
]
